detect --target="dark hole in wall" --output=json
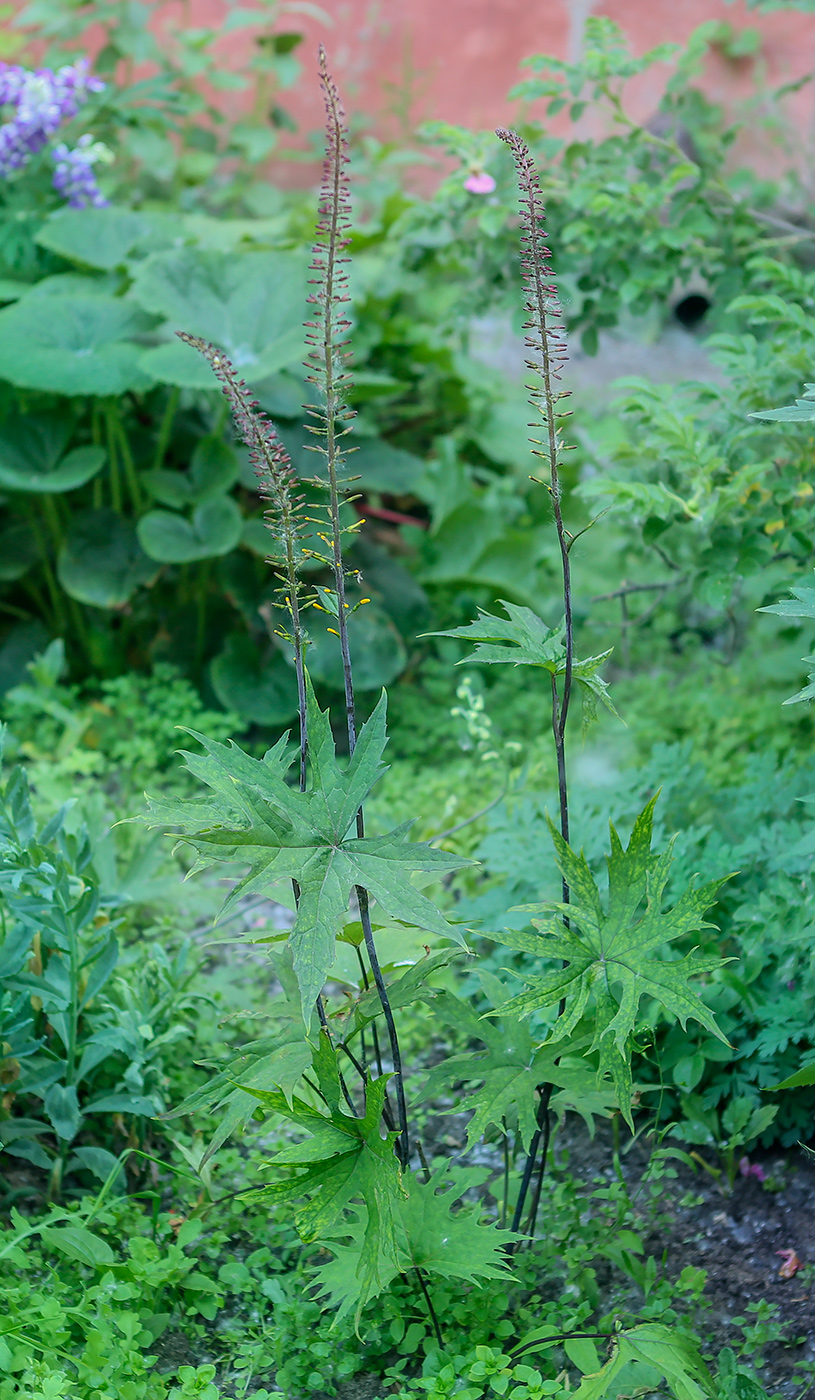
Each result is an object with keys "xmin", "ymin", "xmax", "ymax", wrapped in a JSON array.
[{"xmin": 673, "ymin": 292, "xmax": 711, "ymax": 329}]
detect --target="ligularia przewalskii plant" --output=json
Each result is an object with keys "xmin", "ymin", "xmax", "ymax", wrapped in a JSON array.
[{"xmin": 145, "ymin": 46, "xmax": 732, "ymax": 1385}]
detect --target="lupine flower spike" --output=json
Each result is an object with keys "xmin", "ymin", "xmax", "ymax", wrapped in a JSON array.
[
  {"xmin": 176, "ymin": 332, "xmax": 309, "ymax": 789},
  {"xmin": 52, "ymin": 134, "xmax": 111, "ymax": 208},
  {"xmin": 0, "ymin": 57, "xmax": 104, "ymax": 184}
]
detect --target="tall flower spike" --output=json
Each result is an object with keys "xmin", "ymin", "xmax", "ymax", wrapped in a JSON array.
[
  {"xmin": 300, "ymin": 49, "xmax": 411, "ymax": 1172},
  {"xmin": 304, "ymin": 44, "xmax": 360, "ymax": 750},
  {"xmin": 497, "ymin": 128, "xmax": 576, "ymax": 1245},
  {"xmin": 496, "ymin": 127, "xmax": 574, "ymax": 787},
  {"xmin": 176, "ymin": 332, "xmax": 309, "ymax": 788}
]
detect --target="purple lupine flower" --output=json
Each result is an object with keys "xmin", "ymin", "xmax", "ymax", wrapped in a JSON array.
[
  {"xmin": 0, "ymin": 58, "xmax": 104, "ymax": 178},
  {"xmin": 51, "ymin": 134, "xmax": 111, "ymax": 208}
]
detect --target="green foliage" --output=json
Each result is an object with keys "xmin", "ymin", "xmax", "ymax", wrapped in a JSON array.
[
  {"xmin": 483, "ymin": 797, "xmax": 730, "ymax": 1125},
  {"xmin": 239, "ymin": 1042, "xmax": 404, "ymax": 1320},
  {"xmin": 0, "ymin": 10, "xmax": 812, "ymax": 1396},
  {"xmin": 759, "ymin": 571, "xmax": 815, "ymax": 703},
  {"xmin": 670, "ymin": 1094, "xmax": 778, "ymax": 1191},
  {"xmin": 420, "ymin": 974, "xmax": 615, "ymax": 1150},
  {"xmin": 314, "ymin": 1165, "xmax": 516, "ymax": 1325},
  {"xmin": 141, "ymin": 681, "xmax": 471, "ymax": 1018},
  {"xmin": 434, "ymin": 601, "xmax": 621, "ymax": 732}
]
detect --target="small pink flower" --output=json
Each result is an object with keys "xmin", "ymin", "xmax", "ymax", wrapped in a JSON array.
[
  {"xmin": 464, "ymin": 171, "xmax": 496, "ymax": 195},
  {"xmin": 749, "ymin": 1163, "xmax": 766, "ymax": 1182},
  {"xmin": 739, "ymin": 1156, "xmax": 751, "ymax": 1177}
]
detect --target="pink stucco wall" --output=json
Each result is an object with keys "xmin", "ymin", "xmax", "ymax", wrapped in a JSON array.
[{"xmin": 176, "ymin": 0, "xmax": 815, "ymax": 180}]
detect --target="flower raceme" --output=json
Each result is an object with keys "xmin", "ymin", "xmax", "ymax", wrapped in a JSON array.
[
  {"xmin": 52, "ymin": 134, "xmax": 112, "ymax": 209},
  {"xmin": 0, "ymin": 57, "xmax": 108, "ymax": 207}
]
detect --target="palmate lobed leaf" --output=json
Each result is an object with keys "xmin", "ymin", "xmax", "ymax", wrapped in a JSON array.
[
  {"xmin": 237, "ymin": 1035, "xmax": 405, "ymax": 1314},
  {"xmin": 313, "ymin": 1164, "xmax": 517, "ymax": 1325},
  {"xmin": 758, "ymin": 573, "xmax": 815, "ymax": 705},
  {"xmin": 141, "ymin": 677, "xmax": 473, "ymax": 1019},
  {"xmin": 432, "ymin": 600, "xmax": 621, "ymax": 730},
  {"xmin": 571, "ymin": 1323, "xmax": 716, "ymax": 1400},
  {"xmin": 421, "ymin": 975, "xmax": 615, "ymax": 1150},
  {"xmin": 485, "ymin": 795, "xmax": 732, "ymax": 1126}
]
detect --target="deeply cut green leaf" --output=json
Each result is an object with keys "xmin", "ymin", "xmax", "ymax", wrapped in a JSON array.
[
  {"xmin": 486, "ymin": 796, "xmax": 731, "ymax": 1125},
  {"xmin": 422, "ymin": 973, "xmax": 616, "ymax": 1151},
  {"xmin": 433, "ymin": 600, "xmax": 621, "ymax": 731},
  {"xmin": 314, "ymin": 1164, "xmax": 517, "ymax": 1324},
  {"xmin": 238, "ymin": 1036, "xmax": 404, "ymax": 1316},
  {"xmin": 141, "ymin": 678, "xmax": 473, "ymax": 1017}
]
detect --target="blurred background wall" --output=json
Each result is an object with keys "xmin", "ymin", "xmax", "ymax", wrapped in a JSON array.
[{"xmin": 174, "ymin": 0, "xmax": 815, "ymax": 177}]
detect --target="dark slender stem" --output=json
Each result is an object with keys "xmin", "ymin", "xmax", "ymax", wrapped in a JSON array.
[
  {"xmin": 416, "ymin": 1139, "xmax": 432, "ymax": 1184},
  {"xmin": 510, "ymin": 1090, "xmax": 549, "ymax": 1240},
  {"xmin": 509, "ymin": 1331, "xmax": 612, "ymax": 1363},
  {"xmin": 497, "ymin": 127, "xmax": 574, "ymax": 1243},
  {"xmin": 414, "ymin": 1267, "xmax": 444, "ymax": 1349},
  {"xmin": 316, "ymin": 997, "xmax": 357, "ymax": 1115},
  {"xmin": 525, "ymin": 1084, "xmax": 554, "ymax": 1238},
  {"xmin": 153, "ymin": 385, "xmax": 180, "ymax": 471},
  {"xmin": 358, "ymin": 886, "xmax": 409, "ymax": 1169},
  {"xmin": 312, "ymin": 47, "xmax": 410, "ymax": 1173},
  {"xmin": 502, "ymin": 1118, "xmax": 510, "ymax": 1230}
]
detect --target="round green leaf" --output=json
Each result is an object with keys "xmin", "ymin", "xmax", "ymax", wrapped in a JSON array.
[
  {"xmin": 210, "ymin": 633, "xmax": 298, "ymax": 724},
  {"xmin": 0, "ymin": 295, "xmax": 155, "ymax": 396},
  {"xmin": 0, "ymin": 621, "xmax": 50, "ymax": 694},
  {"xmin": 0, "ymin": 519, "xmax": 38, "ymax": 579},
  {"xmin": 0, "ymin": 411, "xmax": 107, "ymax": 493},
  {"xmin": 142, "ymin": 435, "xmax": 240, "ymax": 507},
  {"xmin": 58, "ymin": 509, "xmax": 160, "ymax": 607},
  {"xmin": 35, "ymin": 206, "xmax": 155, "ymax": 270},
  {"xmin": 132, "ymin": 246, "xmax": 307, "ymax": 387},
  {"xmin": 0, "ymin": 445, "xmax": 106, "ymax": 494},
  {"xmin": 137, "ymin": 496, "xmax": 243, "ymax": 563}
]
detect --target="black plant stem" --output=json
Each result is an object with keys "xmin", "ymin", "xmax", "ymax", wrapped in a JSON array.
[
  {"xmin": 358, "ymin": 885, "xmax": 409, "ymax": 1169},
  {"xmin": 525, "ymin": 1085, "xmax": 554, "ymax": 1238},
  {"xmin": 497, "ymin": 127, "xmax": 574, "ymax": 1242},
  {"xmin": 314, "ymin": 46, "xmax": 410, "ymax": 1173},
  {"xmin": 287, "ymin": 537, "xmax": 308, "ymax": 791},
  {"xmin": 510, "ymin": 1089, "xmax": 549, "ymax": 1238},
  {"xmin": 415, "ymin": 1266, "xmax": 444, "ymax": 1349}
]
